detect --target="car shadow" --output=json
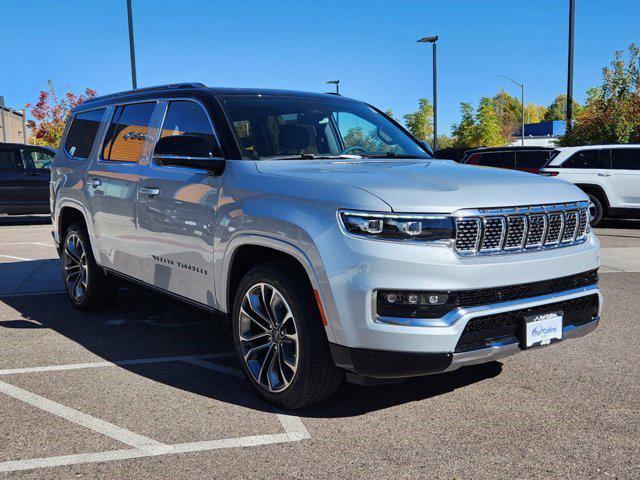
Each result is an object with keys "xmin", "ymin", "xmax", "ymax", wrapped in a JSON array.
[
  {"xmin": 0, "ymin": 270, "xmax": 501, "ymax": 418},
  {"xmin": 598, "ymin": 218, "xmax": 640, "ymax": 230},
  {"xmin": 0, "ymin": 214, "xmax": 51, "ymax": 226}
]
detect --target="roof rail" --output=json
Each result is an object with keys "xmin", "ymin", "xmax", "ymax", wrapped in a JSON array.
[{"xmin": 85, "ymin": 83, "xmax": 206, "ymax": 104}]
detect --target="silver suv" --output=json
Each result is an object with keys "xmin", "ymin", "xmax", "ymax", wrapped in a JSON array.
[{"xmin": 51, "ymin": 83, "xmax": 602, "ymax": 408}]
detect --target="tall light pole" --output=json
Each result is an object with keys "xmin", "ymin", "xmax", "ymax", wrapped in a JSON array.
[
  {"xmin": 566, "ymin": 0, "xmax": 575, "ymax": 134},
  {"xmin": 498, "ymin": 74, "xmax": 525, "ymax": 146},
  {"xmin": 126, "ymin": 0, "xmax": 138, "ymax": 89},
  {"xmin": 326, "ymin": 80, "xmax": 340, "ymax": 94},
  {"xmin": 417, "ymin": 35, "xmax": 438, "ymax": 150}
]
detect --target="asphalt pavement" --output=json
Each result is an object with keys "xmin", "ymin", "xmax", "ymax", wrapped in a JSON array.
[{"xmin": 0, "ymin": 215, "xmax": 638, "ymax": 479}]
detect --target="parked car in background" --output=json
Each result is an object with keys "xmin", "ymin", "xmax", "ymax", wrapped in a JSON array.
[
  {"xmin": 461, "ymin": 146, "xmax": 555, "ymax": 174},
  {"xmin": 433, "ymin": 147, "xmax": 468, "ymax": 162},
  {"xmin": 0, "ymin": 143, "xmax": 54, "ymax": 214},
  {"xmin": 540, "ymin": 145, "xmax": 640, "ymax": 226}
]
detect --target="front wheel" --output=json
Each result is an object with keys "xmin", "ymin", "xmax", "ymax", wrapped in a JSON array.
[{"xmin": 232, "ymin": 262, "xmax": 343, "ymax": 409}]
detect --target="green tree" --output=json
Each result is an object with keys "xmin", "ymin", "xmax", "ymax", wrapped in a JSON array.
[
  {"xmin": 492, "ymin": 90, "xmax": 521, "ymax": 142},
  {"xmin": 544, "ymin": 94, "xmax": 582, "ymax": 122},
  {"xmin": 451, "ymin": 102, "xmax": 477, "ymax": 147},
  {"xmin": 403, "ymin": 98, "xmax": 434, "ymax": 142},
  {"xmin": 559, "ymin": 43, "xmax": 640, "ymax": 146},
  {"xmin": 473, "ymin": 98, "xmax": 504, "ymax": 146}
]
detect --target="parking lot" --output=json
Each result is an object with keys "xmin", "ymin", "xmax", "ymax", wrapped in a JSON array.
[{"xmin": 0, "ymin": 215, "xmax": 639, "ymax": 479}]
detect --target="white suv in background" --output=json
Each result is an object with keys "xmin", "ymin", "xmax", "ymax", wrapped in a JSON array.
[{"xmin": 541, "ymin": 145, "xmax": 640, "ymax": 226}]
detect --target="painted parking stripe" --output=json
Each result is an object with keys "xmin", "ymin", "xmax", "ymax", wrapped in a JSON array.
[
  {"xmin": 0, "ymin": 380, "xmax": 166, "ymax": 450},
  {"xmin": 0, "ymin": 352, "xmax": 236, "ymax": 376},
  {"xmin": 0, "ymin": 254, "xmax": 33, "ymax": 261}
]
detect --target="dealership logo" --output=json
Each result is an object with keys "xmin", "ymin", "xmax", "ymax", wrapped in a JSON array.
[{"xmin": 532, "ymin": 324, "xmax": 558, "ymax": 336}]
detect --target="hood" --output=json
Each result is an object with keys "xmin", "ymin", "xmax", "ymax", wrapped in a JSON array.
[{"xmin": 255, "ymin": 159, "xmax": 587, "ymax": 213}]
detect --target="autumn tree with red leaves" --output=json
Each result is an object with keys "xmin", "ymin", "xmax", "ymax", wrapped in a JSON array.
[{"xmin": 25, "ymin": 80, "xmax": 96, "ymax": 148}]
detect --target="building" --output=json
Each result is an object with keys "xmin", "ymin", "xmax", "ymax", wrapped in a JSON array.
[
  {"xmin": 0, "ymin": 95, "xmax": 27, "ymax": 143},
  {"xmin": 510, "ymin": 120, "xmax": 565, "ymax": 147}
]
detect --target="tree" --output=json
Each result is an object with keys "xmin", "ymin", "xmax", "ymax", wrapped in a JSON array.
[
  {"xmin": 543, "ymin": 94, "xmax": 581, "ymax": 122},
  {"xmin": 403, "ymin": 98, "xmax": 434, "ymax": 142},
  {"xmin": 559, "ymin": 43, "xmax": 640, "ymax": 146},
  {"xmin": 473, "ymin": 97, "xmax": 504, "ymax": 147},
  {"xmin": 26, "ymin": 80, "xmax": 96, "ymax": 148},
  {"xmin": 451, "ymin": 102, "xmax": 476, "ymax": 147},
  {"xmin": 492, "ymin": 90, "xmax": 521, "ymax": 143}
]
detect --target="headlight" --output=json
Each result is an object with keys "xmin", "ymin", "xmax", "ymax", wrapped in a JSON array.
[{"xmin": 338, "ymin": 210, "xmax": 454, "ymax": 242}]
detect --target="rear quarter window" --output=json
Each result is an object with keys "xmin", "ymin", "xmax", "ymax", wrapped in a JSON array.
[
  {"xmin": 64, "ymin": 108, "xmax": 106, "ymax": 159},
  {"xmin": 515, "ymin": 151, "xmax": 551, "ymax": 169}
]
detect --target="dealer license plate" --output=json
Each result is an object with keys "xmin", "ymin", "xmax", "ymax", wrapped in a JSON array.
[{"xmin": 525, "ymin": 311, "xmax": 563, "ymax": 348}]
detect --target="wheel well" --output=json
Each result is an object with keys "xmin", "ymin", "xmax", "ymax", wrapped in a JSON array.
[
  {"xmin": 575, "ymin": 184, "xmax": 610, "ymax": 210},
  {"xmin": 226, "ymin": 245, "xmax": 312, "ymax": 316},
  {"xmin": 58, "ymin": 207, "xmax": 86, "ymax": 238}
]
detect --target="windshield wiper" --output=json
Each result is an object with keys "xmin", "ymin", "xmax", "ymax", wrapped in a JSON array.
[{"xmin": 361, "ymin": 152, "xmax": 431, "ymax": 159}]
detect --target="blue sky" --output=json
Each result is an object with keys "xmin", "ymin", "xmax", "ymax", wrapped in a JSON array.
[{"xmin": 3, "ymin": 0, "xmax": 639, "ymax": 134}]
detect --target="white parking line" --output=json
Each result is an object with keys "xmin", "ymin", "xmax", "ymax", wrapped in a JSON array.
[
  {"xmin": 0, "ymin": 352, "xmax": 236, "ymax": 376},
  {"xmin": 0, "ymin": 290, "xmax": 66, "ymax": 298},
  {"xmin": 0, "ymin": 254, "xmax": 33, "ymax": 261},
  {"xmin": 0, "ymin": 380, "xmax": 166, "ymax": 450},
  {"xmin": 0, "ymin": 351, "xmax": 311, "ymax": 474}
]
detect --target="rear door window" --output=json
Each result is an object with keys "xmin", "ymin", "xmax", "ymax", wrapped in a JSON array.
[
  {"xmin": 561, "ymin": 150, "xmax": 600, "ymax": 169},
  {"xmin": 0, "ymin": 149, "xmax": 19, "ymax": 170},
  {"xmin": 611, "ymin": 148, "xmax": 640, "ymax": 170},
  {"xmin": 102, "ymin": 103, "xmax": 156, "ymax": 162},
  {"xmin": 477, "ymin": 151, "xmax": 515, "ymax": 168},
  {"xmin": 515, "ymin": 151, "xmax": 551, "ymax": 169},
  {"xmin": 64, "ymin": 108, "xmax": 106, "ymax": 159}
]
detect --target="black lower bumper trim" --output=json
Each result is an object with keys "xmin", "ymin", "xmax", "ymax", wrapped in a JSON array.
[{"xmin": 330, "ymin": 344, "xmax": 453, "ymax": 379}]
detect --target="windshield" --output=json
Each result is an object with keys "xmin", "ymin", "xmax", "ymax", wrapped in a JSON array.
[{"xmin": 220, "ymin": 95, "xmax": 431, "ymax": 160}]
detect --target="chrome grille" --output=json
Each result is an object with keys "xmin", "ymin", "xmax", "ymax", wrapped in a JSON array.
[{"xmin": 454, "ymin": 202, "xmax": 590, "ymax": 256}]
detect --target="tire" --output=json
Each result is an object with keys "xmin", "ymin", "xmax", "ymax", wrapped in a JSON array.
[
  {"xmin": 232, "ymin": 261, "xmax": 343, "ymax": 409},
  {"xmin": 62, "ymin": 221, "xmax": 118, "ymax": 311},
  {"xmin": 587, "ymin": 193, "xmax": 604, "ymax": 227}
]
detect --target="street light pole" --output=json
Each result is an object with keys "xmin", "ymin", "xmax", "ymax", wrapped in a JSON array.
[
  {"xmin": 326, "ymin": 80, "xmax": 340, "ymax": 95},
  {"xmin": 126, "ymin": 0, "xmax": 138, "ymax": 90},
  {"xmin": 417, "ymin": 35, "xmax": 438, "ymax": 150},
  {"xmin": 566, "ymin": 0, "xmax": 575, "ymax": 134},
  {"xmin": 498, "ymin": 75, "xmax": 525, "ymax": 146}
]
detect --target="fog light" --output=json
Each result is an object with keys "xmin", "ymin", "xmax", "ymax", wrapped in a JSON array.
[
  {"xmin": 428, "ymin": 294, "xmax": 448, "ymax": 305},
  {"xmin": 385, "ymin": 293, "xmax": 398, "ymax": 303},
  {"xmin": 407, "ymin": 293, "xmax": 419, "ymax": 304}
]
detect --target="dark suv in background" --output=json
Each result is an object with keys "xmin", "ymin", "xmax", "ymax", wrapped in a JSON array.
[
  {"xmin": 0, "ymin": 142, "xmax": 54, "ymax": 214},
  {"xmin": 461, "ymin": 146, "xmax": 555, "ymax": 174}
]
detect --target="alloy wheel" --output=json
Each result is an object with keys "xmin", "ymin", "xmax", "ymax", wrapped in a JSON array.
[
  {"xmin": 588, "ymin": 200, "xmax": 598, "ymax": 222},
  {"xmin": 64, "ymin": 233, "xmax": 88, "ymax": 301},
  {"xmin": 238, "ymin": 283, "xmax": 299, "ymax": 392}
]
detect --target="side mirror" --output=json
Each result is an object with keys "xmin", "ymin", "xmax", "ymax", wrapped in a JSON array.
[
  {"xmin": 421, "ymin": 141, "xmax": 434, "ymax": 156},
  {"xmin": 153, "ymin": 135, "xmax": 225, "ymax": 174}
]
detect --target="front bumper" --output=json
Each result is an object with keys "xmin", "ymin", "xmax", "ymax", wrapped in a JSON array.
[{"xmin": 331, "ymin": 316, "xmax": 599, "ymax": 379}]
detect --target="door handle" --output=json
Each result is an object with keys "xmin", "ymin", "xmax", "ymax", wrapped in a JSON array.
[
  {"xmin": 597, "ymin": 172, "xmax": 612, "ymax": 177},
  {"xmin": 88, "ymin": 179, "xmax": 102, "ymax": 187},
  {"xmin": 139, "ymin": 186, "xmax": 160, "ymax": 196}
]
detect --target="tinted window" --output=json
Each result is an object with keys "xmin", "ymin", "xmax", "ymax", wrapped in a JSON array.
[
  {"xmin": 21, "ymin": 148, "xmax": 54, "ymax": 169},
  {"xmin": 515, "ymin": 151, "xmax": 551, "ymax": 168},
  {"xmin": 561, "ymin": 150, "xmax": 600, "ymax": 169},
  {"xmin": 102, "ymin": 103, "xmax": 155, "ymax": 162},
  {"xmin": 478, "ymin": 151, "xmax": 515, "ymax": 168},
  {"xmin": 64, "ymin": 109, "xmax": 106, "ymax": 158},
  {"xmin": 158, "ymin": 101, "xmax": 219, "ymax": 156},
  {"xmin": 0, "ymin": 149, "xmax": 18, "ymax": 170},
  {"xmin": 612, "ymin": 148, "xmax": 640, "ymax": 170}
]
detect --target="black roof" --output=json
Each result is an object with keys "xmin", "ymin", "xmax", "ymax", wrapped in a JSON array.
[
  {"xmin": 0, "ymin": 142, "xmax": 55, "ymax": 152},
  {"xmin": 80, "ymin": 83, "xmax": 355, "ymax": 111}
]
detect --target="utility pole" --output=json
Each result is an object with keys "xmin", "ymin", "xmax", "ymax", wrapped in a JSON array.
[
  {"xmin": 417, "ymin": 36, "xmax": 438, "ymax": 150},
  {"xmin": 498, "ymin": 75, "xmax": 525, "ymax": 146},
  {"xmin": 566, "ymin": 0, "xmax": 575, "ymax": 134},
  {"xmin": 126, "ymin": 0, "xmax": 138, "ymax": 89}
]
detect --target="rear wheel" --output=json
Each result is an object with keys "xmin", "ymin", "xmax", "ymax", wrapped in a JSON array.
[
  {"xmin": 587, "ymin": 193, "xmax": 604, "ymax": 227},
  {"xmin": 232, "ymin": 262, "xmax": 343, "ymax": 409},
  {"xmin": 62, "ymin": 222, "xmax": 118, "ymax": 310}
]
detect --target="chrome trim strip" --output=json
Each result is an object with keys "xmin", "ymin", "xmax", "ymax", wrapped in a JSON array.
[
  {"xmin": 444, "ymin": 316, "xmax": 599, "ymax": 372},
  {"xmin": 374, "ymin": 284, "xmax": 600, "ymax": 327}
]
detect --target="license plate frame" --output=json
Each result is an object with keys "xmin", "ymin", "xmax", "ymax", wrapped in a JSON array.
[{"xmin": 524, "ymin": 310, "xmax": 564, "ymax": 348}]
